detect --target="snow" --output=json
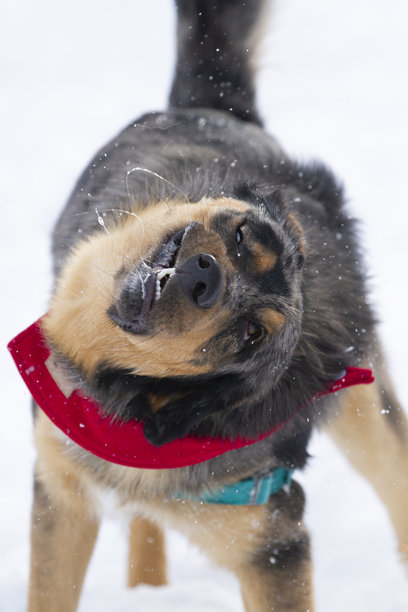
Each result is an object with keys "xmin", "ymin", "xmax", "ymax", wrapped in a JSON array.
[{"xmin": 1, "ymin": 0, "xmax": 408, "ymax": 609}]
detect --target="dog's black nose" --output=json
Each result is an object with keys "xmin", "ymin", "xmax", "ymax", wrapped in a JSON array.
[{"xmin": 176, "ymin": 253, "xmax": 223, "ymax": 308}]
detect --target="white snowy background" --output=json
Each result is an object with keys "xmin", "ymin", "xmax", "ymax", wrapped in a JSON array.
[{"xmin": 1, "ymin": 0, "xmax": 408, "ymax": 610}]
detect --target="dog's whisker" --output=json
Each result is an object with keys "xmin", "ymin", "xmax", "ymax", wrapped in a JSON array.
[
  {"xmin": 131, "ymin": 121, "xmax": 182, "ymax": 132},
  {"xmin": 94, "ymin": 207, "xmax": 140, "ymax": 268},
  {"xmin": 95, "ymin": 273, "xmax": 116, "ymax": 304},
  {"xmin": 136, "ymin": 328, "xmax": 164, "ymax": 344},
  {"xmin": 126, "ymin": 166, "xmax": 190, "ymax": 207},
  {"xmin": 89, "ymin": 262, "xmax": 115, "ymax": 280},
  {"xmin": 95, "ymin": 207, "xmax": 110, "ymax": 235},
  {"xmin": 72, "ymin": 208, "xmax": 144, "ymax": 268},
  {"xmin": 89, "ymin": 262, "xmax": 118, "ymax": 296}
]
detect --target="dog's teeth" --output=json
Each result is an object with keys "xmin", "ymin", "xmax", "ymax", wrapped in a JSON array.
[
  {"xmin": 155, "ymin": 278, "xmax": 161, "ymax": 301},
  {"xmin": 156, "ymin": 267, "xmax": 176, "ymax": 280},
  {"xmin": 154, "ymin": 267, "xmax": 176, "ymax": 304}
]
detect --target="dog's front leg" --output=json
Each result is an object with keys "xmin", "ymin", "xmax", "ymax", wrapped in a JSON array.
[
  {"xmin": 158, "ymin": 480, "xmax": 314, "ymax": 612},
  {"xmin": 28, "ymin": 468, "xmax": 99, "ymax": 612},
  {"xmin": 235, "ymin": 482, "xmax": 314, "ymax": 612}
]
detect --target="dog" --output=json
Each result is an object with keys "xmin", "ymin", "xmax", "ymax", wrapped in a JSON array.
[{"xmin": 8, "ymin": 1, "xmax": 408, "ymax": 610}]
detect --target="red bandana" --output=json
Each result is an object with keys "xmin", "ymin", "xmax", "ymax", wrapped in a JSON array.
[{"xmin": 8, "ymin": 319, "xmax": 374, "ymax": 469}]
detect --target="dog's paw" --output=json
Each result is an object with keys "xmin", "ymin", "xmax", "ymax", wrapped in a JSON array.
[{"xmin": 143, "ymin": 419, "xmax": 170, "ymax": 447}]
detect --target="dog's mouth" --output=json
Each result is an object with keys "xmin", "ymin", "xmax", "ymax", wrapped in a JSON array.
[
  {"xmin": 140, "ymin": 226, "xmax": 187, "ymax": 313},
  {"xmin": 109, "ymin": 224, "xmax": 193, "ymax": 333}
]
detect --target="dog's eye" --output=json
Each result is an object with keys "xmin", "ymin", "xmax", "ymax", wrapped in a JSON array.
[
  {"xmin": 244, "ymin": 320, "xmax": 264, "ymax": 344},
  {"xmin": 236, "ymin": 225, "xmax": 244, "ymax": 245}
]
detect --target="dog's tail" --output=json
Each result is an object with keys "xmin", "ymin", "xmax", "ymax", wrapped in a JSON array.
[{"xmin": 169, "ymin": 0, "xmax": 268, "ymax": 125}]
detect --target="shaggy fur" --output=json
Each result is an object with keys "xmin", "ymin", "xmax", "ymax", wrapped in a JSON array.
[{"xmin": 27, "ymin": 1, "xmax": 408, "ymax": 611}]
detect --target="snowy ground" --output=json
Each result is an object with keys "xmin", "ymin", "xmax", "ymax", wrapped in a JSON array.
[{"xmin": 1, "ymin": 0, "xmax": 408, "ymax": 610}]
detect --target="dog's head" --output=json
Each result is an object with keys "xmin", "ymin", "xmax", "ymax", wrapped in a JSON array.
[{"xmin": 44, "ymin": 188, "xmax": 305, "ymax": 444}]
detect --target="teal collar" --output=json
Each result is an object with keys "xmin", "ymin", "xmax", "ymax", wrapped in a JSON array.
[{"xmin": 177, "ymin": 467, "xmax": 294, "ymax": 505}]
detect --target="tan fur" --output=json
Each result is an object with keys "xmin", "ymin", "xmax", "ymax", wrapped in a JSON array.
[
  {"xmin": 238, "ymin": 564, "xmax": 314, "ymax": 612},
  {"xmin": 252, "ymin": 242, "xmax": 278, "ymax": 273},
  {"xmin": 30, "ymin": 410, "xmax": 314, "ymax": 612},
  {"xmin": 257, "ymin": 308, "xmax": 286, "ymax": 334},
  {"xmin": 30, "ymin": 414, "xmax": 100, "ymax": 612},
  {"xmin": 327, "ymin": 366, "xmax": 408, "ymax": 559},
  {"xmin": 45, "ymin": 355, "xmax": 77, "ymax": 398},
  {"xmin": 28, "ymin": 190, "xmax": 408, "ymax": 611},
  {"xmin": 28, "ymin": 487, "xmax": 99, "ymax": 612},
  {"xmin": 34, "ymin": 412, "xmax": 99, "ymax": 514},
  {"xmin": 29, "ymin": 346, "xmax": 408, "ymax": 611},
  {"xmin": 148, "ymin": 391, "xmax": 190, "ymax": 413},
  {"xmin": 22, "ymin": 0, "xmax": 407, "ymax": 608},
  {"xmin": 146, "ymin": 494, "xmax": 313, "ymax": 612},
  {"xmin": 286, "ymin": 213, "xmax": 307, "ymax": 259},
  {"xmin": 43, "ymin": 197, "xmax": 250, "ymax": 378},
  {"xmin": 127, "ymin": 518, "xmax": 167, "ymax": 587}
]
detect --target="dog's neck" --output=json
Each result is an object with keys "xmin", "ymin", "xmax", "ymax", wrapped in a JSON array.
[{"xmin": 8, "ymin": 317, "xmax": 374, "ymax": 470}]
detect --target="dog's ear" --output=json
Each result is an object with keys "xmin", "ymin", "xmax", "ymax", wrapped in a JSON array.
[{"xmin": 233, "ymin": 182, "xmax": 287, "ymax": 219}]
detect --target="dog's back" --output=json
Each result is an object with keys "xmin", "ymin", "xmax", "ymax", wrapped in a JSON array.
[{"xmin": 52, "ymin": 0, "xmax": 272, "ymax": 274}]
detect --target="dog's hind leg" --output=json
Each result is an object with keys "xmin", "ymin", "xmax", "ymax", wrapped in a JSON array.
[
  {"xmin": 127, "ymin": 517, "xmax": 167, "ymax": 587},
  {"xmin": 326, "ymin": 355, "xmax": 408, "ymax": 559}
]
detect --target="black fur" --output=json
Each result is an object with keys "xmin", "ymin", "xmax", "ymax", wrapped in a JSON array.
[
  {"xmin": 253, "ymin": 482, "xmax": 310, "ymax": 571},
  {"xmin": 169, "ymin": 0, "xmax": 264, "ymax": 124},
  {"xmin": 51, "ymin": 0, "xmax": 375, "ymax": 477}
]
